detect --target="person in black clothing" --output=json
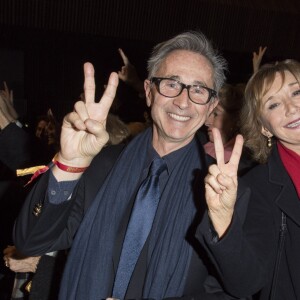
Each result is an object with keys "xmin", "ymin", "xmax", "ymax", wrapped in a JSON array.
[{"xmin": 203, "ymin": 60, "xmax": 300, "ymax": 300}]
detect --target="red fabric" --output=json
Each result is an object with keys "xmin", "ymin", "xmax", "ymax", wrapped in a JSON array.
[
  {"xmin": 24, "ymin": 166, "xmax": 49, "ymax": 186},
  {"xmin": 53, "ymin": 159, "xmax": 88, "ymax": 173},
  {"xmin": 278, "ymin": 142, "xmax": 300, "ymax": 198}
]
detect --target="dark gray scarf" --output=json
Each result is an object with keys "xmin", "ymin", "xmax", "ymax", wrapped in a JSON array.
[{"xmin": 59, "ymin": 128, "xmax": 206, "ymax": 299}]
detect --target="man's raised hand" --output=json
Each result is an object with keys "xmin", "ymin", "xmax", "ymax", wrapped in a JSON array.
[{"xmin": 58, "ymin": 62, "xmax": 118, "ymax": 169}]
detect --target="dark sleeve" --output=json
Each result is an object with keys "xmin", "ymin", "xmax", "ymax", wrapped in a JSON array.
[
  {"xmin": 13, "ymin": 144, "xmax": 124, "ymax": 256},
  {"xmin": 0, "ymin": 123, "xmax": 32, "ymax": 170},
  {"xmin": 197, "ymin": 177, "xmax": 276, "ymax": 298},
  {"xmin": 13, "ymin": 170, "xmax": 85, "ymax": 255},
  {"xmin": 166, "ymin": 275, "xmax": 250, "ymax": 299}
]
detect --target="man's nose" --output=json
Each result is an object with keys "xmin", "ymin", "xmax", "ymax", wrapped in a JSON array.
[{"xmin": 173, "ymin": 88, "xmax": 190, "ymax": 109}]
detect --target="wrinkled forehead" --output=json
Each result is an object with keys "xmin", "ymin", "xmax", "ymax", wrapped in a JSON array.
[
  {"xmin": 261, "ymin": 70, "xmax": 300, "ymax": 98},
  {"xmin": 157, "ymin": 50, "xmax": 214, "ymax": 86}
]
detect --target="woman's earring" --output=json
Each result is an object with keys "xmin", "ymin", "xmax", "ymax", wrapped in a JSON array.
[{"xmin": 267, "ymin": 136, "xmax": 272, "ymax": 148}]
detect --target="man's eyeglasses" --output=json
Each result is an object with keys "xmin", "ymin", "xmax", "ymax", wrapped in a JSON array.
[{"xmin": 150, "ymin": 77, "xmax": 217, "ymax": 105}]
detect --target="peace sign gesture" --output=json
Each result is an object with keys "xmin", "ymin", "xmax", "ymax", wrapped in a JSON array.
[
  {"xmin": 54, "ymin": 63, "xmax": 118, "ymax": 179},
  {"xmin": 204, "ymin": 128, "xmax": 244, "ymax": 237},
  {"xmin": 252, "ymin": 46, "xmax": 267, "ymax": 73}
]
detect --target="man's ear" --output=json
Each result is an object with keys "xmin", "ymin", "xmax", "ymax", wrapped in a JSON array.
[
  {"xmin": 144, "ymin": 80, "xmax": 152, "ymax": 107},
  {"xmin": 261, "ymin": 126, "xmax": 273, "ymax": 138},
  {"xmin": 207, "ymin": 98, "xmax": 219, "ymax": 116}
]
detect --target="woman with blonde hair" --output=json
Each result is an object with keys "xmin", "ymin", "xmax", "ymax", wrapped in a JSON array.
[{"xmin": 202, "ymin": 59, "xmax": 300, "ymax": 300}]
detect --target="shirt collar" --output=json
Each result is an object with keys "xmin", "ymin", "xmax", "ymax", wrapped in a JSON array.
[{"xmin": 146, "ymin": 137, "xmax": 197, "ymax": 175}]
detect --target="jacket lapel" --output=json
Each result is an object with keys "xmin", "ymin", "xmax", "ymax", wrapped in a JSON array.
[{"xmin": 269, "ymin": 147, "xmax": 300, "ymax": 227}]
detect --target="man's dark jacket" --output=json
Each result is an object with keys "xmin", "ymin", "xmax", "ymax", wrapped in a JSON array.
[{"xmin": 14, "ymin": 136, "xmax": 248, "ymax": 300}]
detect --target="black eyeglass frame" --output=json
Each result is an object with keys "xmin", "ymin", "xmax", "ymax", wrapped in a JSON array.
[{"xmin": 150, "ymin": 77, "xmax": 217, "ymax": 105}]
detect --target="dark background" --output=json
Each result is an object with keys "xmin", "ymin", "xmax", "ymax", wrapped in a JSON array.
[{"xmin": 0, "ymin": 0, "xmax": 299, "ymax": 124}]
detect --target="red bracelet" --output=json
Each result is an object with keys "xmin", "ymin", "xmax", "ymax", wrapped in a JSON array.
[{"xmin": 52, "ymin": 156, "xmax": 89, "ymax": 173}]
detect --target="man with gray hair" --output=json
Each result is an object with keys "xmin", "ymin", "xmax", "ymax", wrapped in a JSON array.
[{"xmin": 14, "ymin": 31, "xmax": 236, "ymax": 299}]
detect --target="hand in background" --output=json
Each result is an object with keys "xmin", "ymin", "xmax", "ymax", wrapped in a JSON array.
[
  {"xmin": 0, "ymin": 81, "xmax": 18, "ymax": 120},
  {"xmin": 204, "ymin": 128, "xmax": 244, "ymax": 237},
  {"xmin": 252, "ymin": 46, "xmax": 267, "ymax": 73},
  {"xmin": 0, "ymin": 94, "xmax": 15, "ymax": 129},
  {"xmin": 118, "ymin": 48, "xmax": 144, "ymax": 96},
  {"xmin": 3, "ymin": 245, "xmax": 41, "ymax": 273}
]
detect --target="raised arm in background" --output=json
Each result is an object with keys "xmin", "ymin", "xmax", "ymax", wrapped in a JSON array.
[{"xmin": 252, "ymin": 46, "xmax": 267, "ymax": 73}]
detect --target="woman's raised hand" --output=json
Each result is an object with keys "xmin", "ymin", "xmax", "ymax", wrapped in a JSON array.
[{"xmin": 204, "ymin": 128, "xmax": 244, "ymax": 237}]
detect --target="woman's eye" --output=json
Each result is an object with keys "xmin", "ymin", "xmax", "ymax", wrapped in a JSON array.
[
  {"xmin": 292, "ymin": 89, "xmax": 300, "ymax": 97},
  {"xmin": 268, "ymin": 103, "xmax": 279, "ymax": 110}
]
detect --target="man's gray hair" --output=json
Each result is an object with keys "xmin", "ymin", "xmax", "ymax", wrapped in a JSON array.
[{"xmin": 147, "ymin": 31, "xmax": 227, "ymax": 92}]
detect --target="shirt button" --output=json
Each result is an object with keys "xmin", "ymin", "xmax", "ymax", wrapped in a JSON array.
[{"xmin": 50, "ymin": 190, "xmax": 56, "ymax": 195}]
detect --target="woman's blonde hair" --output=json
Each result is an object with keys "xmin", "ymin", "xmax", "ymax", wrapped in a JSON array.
[{"xmin": 241, "ymin": 59, "xmax": 300, "ymax": 163}]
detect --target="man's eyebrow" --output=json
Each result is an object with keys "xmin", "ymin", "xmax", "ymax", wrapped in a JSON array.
[
  {"xmin": 166, "ymin": 75, "xmax": 207, "ymax": 86},
  {"xmin": 166, "ymin": 75, "xmax": 180, "ymax": 80},
  {"xmin": 193, "ymin": 80, "xmax": 207, "ymax": 86}
]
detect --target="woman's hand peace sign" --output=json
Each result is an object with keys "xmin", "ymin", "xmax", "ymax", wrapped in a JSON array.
[{"xmin": 204, "ymin": 128, "xmax": 244, "ymax": 237}]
